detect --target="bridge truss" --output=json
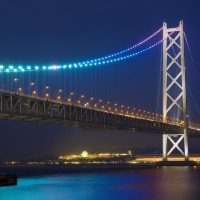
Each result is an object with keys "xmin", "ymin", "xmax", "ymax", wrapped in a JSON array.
[
  {"xmin": 0, "ymin": 91, "xmax": 184, "ymax": 134},
  {"xmin": 0, "ymin": 91, "xmax": 199, "ymax": 138}
]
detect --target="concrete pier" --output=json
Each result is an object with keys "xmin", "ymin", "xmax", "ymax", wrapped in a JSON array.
[{"xmin": 156, "ymin": 161, "xmax": 197, "ymax": 166}]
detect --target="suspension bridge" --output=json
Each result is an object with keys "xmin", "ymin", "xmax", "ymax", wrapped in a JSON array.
[{"xmin": 0, "ymin": 20, "xmax": 200, "ymax": 161}]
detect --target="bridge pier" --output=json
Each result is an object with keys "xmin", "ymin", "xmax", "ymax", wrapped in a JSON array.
[
  {"xmin": 162, "ymin": 134, "xmax": 167, "ymax": 161},
  {"xmin": 157, "ymin": 161, "xmax": 197, "ymax": 166},
  {"xmin": 162, "ymin": 133, "xmax": 189, "ymax": 161}
]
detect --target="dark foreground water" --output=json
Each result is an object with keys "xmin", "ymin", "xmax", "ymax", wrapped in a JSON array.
[{"xmin": 0, "ymin": 165, "xmax": 200, "ymax": 200}]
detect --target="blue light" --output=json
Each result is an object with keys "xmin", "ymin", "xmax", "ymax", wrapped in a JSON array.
[{"xmin": 0, "ymin": 25, "xmax": 178, "ymax": 73}]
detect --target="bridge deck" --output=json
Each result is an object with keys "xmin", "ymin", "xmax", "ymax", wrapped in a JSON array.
[{"xmin": 0, "ymin": 91, "xmax": 199, "ymax": 137}]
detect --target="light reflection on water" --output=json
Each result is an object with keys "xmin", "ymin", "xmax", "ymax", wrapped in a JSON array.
[{"xmin": 0, "ymin": 166, "xmax": 200, "ymax": 200}]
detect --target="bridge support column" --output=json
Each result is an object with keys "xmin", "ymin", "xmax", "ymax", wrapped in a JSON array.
[
  {"xmin": 162, "ymin": 20, "xmax": 189, "ymax": 161},
  {"xmin": 183, "ymin": 129, "xmax": 189, "ymax": 161},
  {"xmin": 163, "ymin": 134, "xmax": 167, "ymax": 161}
]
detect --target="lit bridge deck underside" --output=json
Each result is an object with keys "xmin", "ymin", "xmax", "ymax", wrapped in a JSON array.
[{"xmin": 0, "ymin": 91, "xmax": 200, "ymax": 137}]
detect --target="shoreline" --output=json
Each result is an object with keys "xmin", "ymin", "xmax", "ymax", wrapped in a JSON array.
[
  {"xmin": 0, "ymin": 163, "xmax": 156, "ymax": 177},
  {"xmin": 1, "ymin": 163, "xmax": 199, "ymax": 177}
]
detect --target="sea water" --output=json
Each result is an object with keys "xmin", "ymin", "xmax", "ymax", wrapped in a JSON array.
[{"xmin": 0, "ymin": 166, "xmax": 200, "ymax": 200}]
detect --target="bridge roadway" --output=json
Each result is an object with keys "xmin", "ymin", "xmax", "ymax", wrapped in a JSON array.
[{"xmin": 0, "ymin": 91, "xmax": 200, "ymax": 137}]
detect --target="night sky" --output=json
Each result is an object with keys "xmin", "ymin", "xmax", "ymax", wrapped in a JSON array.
[{"xmin": 0, "ymin": 0, "xmax": 200, "ymax": 162}]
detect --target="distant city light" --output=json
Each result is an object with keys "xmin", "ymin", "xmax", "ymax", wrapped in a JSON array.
[{"xmin": 81, "ymin": 151, "xmax": 88, "ymax": 157}]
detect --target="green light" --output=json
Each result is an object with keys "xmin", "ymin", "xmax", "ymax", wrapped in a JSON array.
[{"xmin": 81, "ymin": 151, "xmax": 88, "ymax": 157}]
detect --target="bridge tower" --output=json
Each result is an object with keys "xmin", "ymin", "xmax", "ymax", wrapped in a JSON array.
[{"xmin": 162, "ymin": 20, "xmax": 189, "ymax": 161}]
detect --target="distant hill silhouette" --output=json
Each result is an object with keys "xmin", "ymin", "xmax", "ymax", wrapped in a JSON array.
[{"xmin": 20, "ymin": 155, "xmax": 59, "ymax": 163}]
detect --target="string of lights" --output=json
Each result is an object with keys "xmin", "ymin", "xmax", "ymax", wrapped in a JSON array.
[
  {"xmin": 104, "ymin": 27, "xmax": 163, "ymax": 58},
  {"xmin": 0, "ymin": 26, "xmax": 179, "ymax": 73}
]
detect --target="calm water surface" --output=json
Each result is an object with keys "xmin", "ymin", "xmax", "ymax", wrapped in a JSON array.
[{"xmin": 0, "ymin": 166, "xmax": 200, "ymax": 200}]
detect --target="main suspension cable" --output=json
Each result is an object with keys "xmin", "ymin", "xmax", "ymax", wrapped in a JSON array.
[
  {"xmin": 0, "ymin": 26, "xmax": 181, "ymax": 73},
  {"xmin": 186, "ymin": 83, "xmax": 200, "ymax": 114},
  {"xmin": 184, "ymin": 32, "xmax": 200, "ymax": 82}
]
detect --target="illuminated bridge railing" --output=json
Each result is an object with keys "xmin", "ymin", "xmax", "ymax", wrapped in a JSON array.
[{"xmin": 0, "ymin": 91, "xmax": 199, "ymax": 137}]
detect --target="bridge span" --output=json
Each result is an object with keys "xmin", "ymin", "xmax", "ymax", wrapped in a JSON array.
[{"xmin": 0, "ymin": 91, "xmax": 199, "ymax": 138}]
